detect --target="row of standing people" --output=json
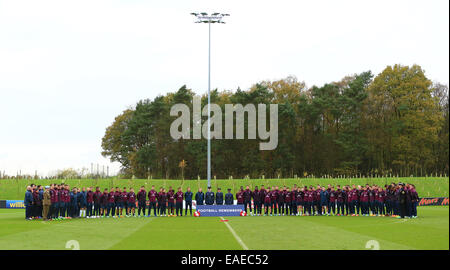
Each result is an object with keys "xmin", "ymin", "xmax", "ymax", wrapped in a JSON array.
[{"xmin": 24, "ymin": 182, "xmax": 419, "ymax": 220}]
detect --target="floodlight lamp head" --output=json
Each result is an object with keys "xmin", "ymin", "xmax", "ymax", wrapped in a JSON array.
[{"xmin": 191, "ymin": 12, "xmax": 230, "ymax": 24}]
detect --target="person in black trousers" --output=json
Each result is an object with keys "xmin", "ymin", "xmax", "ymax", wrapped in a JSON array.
[
  {"xmin": 24, "ymin": 186, "xmax": 33, "ymax": 220},
  {"xmin": 398, "ymin": 183, "xmax": 407, "ymax": 219}
]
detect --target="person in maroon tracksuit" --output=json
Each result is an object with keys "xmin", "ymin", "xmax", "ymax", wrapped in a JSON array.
[
  {"xmin": 270, "ymin": 187, "xmax": 279, "ymax": 215},
  {"xmin": 137, "ymin": 186, "xmax": 147, "ymax": 217},
  {"xmin": 258, "ymin": 186, "xmax": 266, "ymax": 213},
  {"xmin": 284, "ymin": 187, "xmax": 292, "ymax": 215},
  {"xmin": 252, "ymin": 186, "xmax": 261, "ymax": 215},
  {"xmin": 368, "ymin": 186, "xmax": 376, "ymax": 215},
  {"xmin": 351, "ymin": 186, "xmax": 359, "ymax": 216},
  {"xmin": 93, "ymin": 187, "xmax": 102, "ymax": 216},
  {"xmin": 107, "ymin": 188, "xmax": 116, "ymax": 217},
  {"xmin": 158, "ymin": 189, "xmax": 167, "ymax": 216},
  {"xmin": 294, "ymin": 187, "xmax": 301, "ymax": 216},
  {"xmin": 50, "ymin": 184, "xmax": 58, "ymax": 219},
  {"xmin": 336, "ymin": 188, "xmax": 345, "ymax": 215},
  {"xmin": 236, "ymin": 188, "xmax": 244, "ymax": 205},
  {"xmin": 278, "ymin": 187, "xmax": 286, "ymax": 215},
  {"xmin": 127, "ymin": 188, "xmax": 136, "ymax": 216},
  {"xmin": 175, "ymin": 188, "xmax": 184, "ymax": 216},
  {"xmin": 359, "ymin": 188, "xmax": 370, "ymax": 215},
  {"xmin": 120, "ymin": 187, "xmax": 128, "ymax": 216},
  {"xmin": 345, "ymin": 187, "xmax": 353, "ymax": 215},
  {"xmin": 376, "ymin": 187, "xmax": 386, "ymax": 216},
  {"xmin": 86, "ymin": 187, "xmax": 94, "ymax": 217},
  {"xmin": 409, "ymin": 184, "xmax": 419, "ymax": 218},
  {"xmin": 148, "ymin": 186, "xmax": 158, "ymax": 217},
  {"xmin": 32, "ymin": 187, "xmax": 42, "ymax": 218},
  {"xmin": 313, "ymin": 186, "xmax": 321, "ymax": 215},
  {"xmin": 63, "ymin": 185, "xmax": 70, "ymax": 217},
  {"xmin": 113, "ymin": 187, "xmax": 121, "ymax": 217},
  {"xmin": 328, "ymin": 187, "xmax": 336, "ymax": 215},
  {"xmin": 167, "ymin": 188, "xmax": 175, "ymax": 216},
  {"xmin": 100, "ymin": 189, "xmax": 108, "ymax": 216},
  {"xmin": 305, "ymin": 187, "xmax": 314, "ymax": 216},
  {"xmin": 263, "ymin": 187, "xmax": 271, "ymax": 215},
  {"xmin": 243, "ymin": 186, "xmax": 252, "ymax": 214}
]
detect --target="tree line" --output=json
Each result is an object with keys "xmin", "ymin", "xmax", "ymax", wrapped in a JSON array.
[{"xmin": 101, "ymin": 64, "xmax": 449, "ymax": 179}]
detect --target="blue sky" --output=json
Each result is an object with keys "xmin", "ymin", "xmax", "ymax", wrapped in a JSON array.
[{"xmin": 0, "ymin": 0, "xmax": 448, "ymax": 176}]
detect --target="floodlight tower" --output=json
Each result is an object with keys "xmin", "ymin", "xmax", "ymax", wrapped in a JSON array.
[{"xmin": 191, "ymin": 12, "xmax": 229, "ymax": 188}]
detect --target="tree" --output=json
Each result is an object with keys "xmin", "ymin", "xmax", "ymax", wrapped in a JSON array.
[
  {"xmin": 101, "ymin": 66, "xmax": 447, "ymax": 179},
  {"xmin": 366, "ymin": 65, "xmax": 442, "ymax": 176}
]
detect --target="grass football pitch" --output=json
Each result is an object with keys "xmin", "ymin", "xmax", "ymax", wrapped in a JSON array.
[{"xmin": 0, "ymin": 207, "xmax": 448, "ymax": 250}]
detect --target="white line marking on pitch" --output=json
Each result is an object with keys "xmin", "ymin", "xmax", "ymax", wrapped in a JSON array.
[
  {"xmin": 394, "ymin": 219, "xmax": 409, "ymax": 223},
  {"xmin": 220, "ymin": 217, "xmax": 249, "ymax": 250}
]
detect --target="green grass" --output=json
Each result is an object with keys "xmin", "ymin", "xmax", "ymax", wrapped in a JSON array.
[
  {"xmin": 0, "ymin": 207, "xmax": 448, "ymax": 250},
  {"xmin": 0, "ymin": 177, "xmax": 448, "ymax": 200}
]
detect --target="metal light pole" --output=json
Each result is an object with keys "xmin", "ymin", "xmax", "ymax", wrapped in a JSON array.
[{"xmin": 191, "ymin": 12, "xmax": 229, "ymax": 188}]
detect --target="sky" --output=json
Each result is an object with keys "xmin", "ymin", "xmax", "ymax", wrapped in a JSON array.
[{"xmin": 0, "ymin": 0, "xmax": 448, "ymax": 177}]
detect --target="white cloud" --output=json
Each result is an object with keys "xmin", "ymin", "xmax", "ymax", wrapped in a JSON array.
[{"xmin": 0, "ymin": 0, "xmax": 448, "ymax": 176}]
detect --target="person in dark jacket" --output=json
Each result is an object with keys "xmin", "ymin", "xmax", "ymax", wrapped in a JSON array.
[
  {"xmin": 320, "ymin": 187, "xmax": 328, "ymax": 216},
  {"xmin": 195, "ymin": 188, "xmax": 204, "ymax": 205},
  {"xmin": 78, "ymin": 187, "xmax": 87, "ymax": 218},
  {"xmin": 158, "ymin": 188, "xmax": 167, "ymax": 216},
  {"xmin": 69, "ymin": 188, "xmax": 78, "ymax": 218},
  {"xmin": 147, "ymin": 186, "xmax": 158, "ymax": 217},
  {"xmin": 259, "ymin": 186, "xmax": 266, "ymax": 215},
  {"xmin": 93, "ymin": 187, "xmax": 102, "ymax": 217},
  {"xmin": 24, "ymin": 186, "xmax": 33, "ymax": 220},
  {"xmin": 405, "ymin": 184, "xmax": 413, "ymax": 218},
  {"xmin": 32, "ymin": 187, "xmax": 42, "ymax": 219},
  {"xmin": 205, "ymin": 187, "xmax": 215, "ymax": 205},
  {"xmin": 184, "ymin": 187, "xmax": 193, "ymax": 216},
  {"xmin": 215, "ymin": 188, "xmax": 224, "ymax": 205},
  {"xmin": 137, "ymin": 186, "xmax": 146, "ymax": 217},
  {"xmin": 398, "ymin": 183, "xmax": 408, "ymax": 219},
  {"xmin": 107, "ymin": 187, "xmax": 116, "ymax": 217},
  {"xmin": 384, "ymin": 185, "xmax": 393, "ymax": 216},
  {"xmin": 225, "ymin": 188, "xmax": 234, "ymax": 205},
  {"xmin": 252, "ymin": 186, "xmax": 261, "ymax": 216},
  {"xmin": 86, "ymin": 187, "xmax": 94, "ymax": 218},
  {"xmin": 100, "ymin": 188, "xmax": 108, "ymax": 217},
  {"xmin": 409, "ymin": 184, "xmax": 419, "ymax": 218},
  {"xmin": 393, "ymin": 185, "xmax": 400, "ymax": 216},
  {"xmin": 38, "ymin": 185, "xmax": 44, "ymax": 218},
  {"xmin": 243, "ymin": 186, "xmax": 252, "ymax": 215}
]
